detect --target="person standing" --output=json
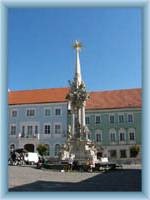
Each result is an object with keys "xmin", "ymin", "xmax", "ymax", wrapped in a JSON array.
[{"xmin": 68, "ymin": 155, "xmax": 74, "ymax": 171}]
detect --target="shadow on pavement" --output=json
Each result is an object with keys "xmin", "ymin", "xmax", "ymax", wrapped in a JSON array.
[{"xmin": 9, "ymin": 169, "xmax": 141, "ymax": 192}]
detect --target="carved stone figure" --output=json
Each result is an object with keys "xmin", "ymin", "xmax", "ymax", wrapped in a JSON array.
[{"xmin": 59, "ymin": 41, "xmax": 98, "ymax": 165}]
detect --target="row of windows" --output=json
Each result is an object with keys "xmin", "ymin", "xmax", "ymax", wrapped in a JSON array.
[
  {"xmin": 109, "ymin": 148, "xmax": 138, "ymax": 158},
  {"xmin": 11, "ymin": 109, "xmax": 134, "ymax": 125},
  {"xmin": 10, "ymin": 124, "xmax": 62, "ymax": 136},
  {"xmin": 95, "ymin": 132, "xmax": 135, "ymax": 143},
  {"xmin": 95, "ymin": 131, "xmax": 136, "ymax": 143},
  {"xmin": 10, "ymin": 124, "xmax": 135, "ymax": 144},
  {"xmin": 11, "ymin": 108, "xmax": 62, "ymax": 118},
  {"xmin": 85, "ymin": 113, "xmax": 134, "ymax": 125}
]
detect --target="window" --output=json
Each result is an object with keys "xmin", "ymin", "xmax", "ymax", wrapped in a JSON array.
[
  {"xmin": 128, "ymin": 114, "xmax": 133, "ymax": 123},
  {"xmin": 85, "ymin": 116, "xmax": 90, "ymax": 125},
  {"xmin": 45, "ymin": 108, "xmax": 51, "ymax": 116},
  {"xmin": 109, "ymin": 150, "xmax": 117, "ymax": 158},
  {"xmin": 109, "ymin": 115, "xmax": 115, "ymax": 123},
  {"xmin": 35, "ymin": 126, "xmax": 38, "ymax": 134},
  {"xmin": 10, "ymin": 125, "xmax": 16, "ymax": 135},
  {"xmin": 95, "ymin": 115, "xmax": 101, "ymax": 124},
  {"xmin": 12, "ymin": 110, "xmax": 17, "ymax": 117},
  {"xmin": 110, "ymin": 133, "xmax": 116, "ymax": 142},
  {"xmin": 55, "ymin": 124, "xmax": 61, "ymax": 134},
  {"xmin": 55, "ymin": 108, "xmax": 61, "ymax": 116},
  {"xmin": 109, "ymin": 128, "xmax": 117, "ymax": 143},
  {"xmin": 119, "ymin": 115, "xmax": 124, "ymax": 123},
  {"xmin": 55, "ymin": 144, "xmax": 60, "ymax": 156},
  {"xmin": 96, "ymin": 133, "xmax": 102, "ymax": 142},
  {"xmin": 27, "ymin": 126, "xmax": 33, "ymax": 136},
  {"xmin": 119, "ymin": 132, "xmax": 125, "ymax": 141},
  {"xmin": 130, "ymin": 149, "xmax": 136, "ymax": 158},
  {"xmin": 21, "ymin": 126, "xmax": 25, "ymax": 137},
  {"xmin": 130, "ymin": 146, "xmax": 139, "ymax": 158},
  {"xmin": 27, "ymin": 109, "xmax": 35, "ymax": 116},
  {"xmin": 129, "ymin": 132, "xmax": 135, "ymax": 141},
  {"xmin": 120, "ymin": 150, "xmax": 127, "ymax": 158},
  {"xmin": 128, "ymin": 128, "xmax": 136, "ymax": 143},
  {"xmin": 44, "ymin": 125, "xmax": 51, "ymax": 134}
]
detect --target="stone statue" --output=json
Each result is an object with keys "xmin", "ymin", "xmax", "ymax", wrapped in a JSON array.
[{"xmin": 59, "ymin": 41, "xmax": 98, "ymax": 166}]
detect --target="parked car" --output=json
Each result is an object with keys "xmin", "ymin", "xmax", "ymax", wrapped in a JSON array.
[{"xmin": 24, "ymin": 152, "xmax": 39, "ymax": 165}]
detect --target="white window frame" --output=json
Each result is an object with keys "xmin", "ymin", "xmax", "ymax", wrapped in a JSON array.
[
  {"xmin": 128, "ymin": 128, "xmax": 136, "ymax": 144},
  {"xmin": 20, "ymin": 122, "xmax": 39, "ymax": 138},
  {"xmin": 10, "ymin": 124, "xmax": 16, "ymax": 135},
  {"xmin": 118, "ymin": 113, "xmax": 124, "ymax": 123},
  {"xmin": 35, "ymin": 125, "xmax": 38, "ymax": 135},
  {"xmin": 21, "ymin": 125, "xmax": 25, "ymax": 137},
  {"xmin": 26, "ymin": 108, "xmax": 36, "ymax": 117},
  {"xmin": 119, "ymin": 128, "xmax": 126, "ymax": 144},
  {"xmin": 95, "ymin": 129, "xmax": 102, "ymax": 143},
  {"xmin": 54, "ymin": 123, "xmax": 62, "ymax": 134},
  {"xmin": 127, "ymin": 112, "xmax": 134, "ymax": 123},
  {"xmin": 109, "ymin": 114, "xmax": 115, "ymax": 124},
  {"xmin": 43, "ymin": 123, "xmax": 51, "ymax": 134},
  {"xmin": 119, "ymin": 132, "xmax": 126, "ymax": 141},
  {"xmin": 95, "ymin": 115, "xmax": 101, "ymax": 124},
  {"xmin": 54, "ymin": 107, "xmax": 62, "ymax": 116},
  {"xmin": 44, "ymin": 107, "xmax": 52, "ymax": 116},
  {"xmin": 109, "ymin": 128, "xmax": 117, "ymax": 144},
  {"xmin": 27, "ymin": 125, "xmax": 33, "ymax": 136},
  {"xmin": 11, "ymin": 109, "xmax": 18, "ymax": 117},
  {"xmin": 85, "ymin": 116, "xmax": 90, "ymax": 125},
  {"xmin": 120, "ymin": 149, "xmax": 127, "ymax": 158}
]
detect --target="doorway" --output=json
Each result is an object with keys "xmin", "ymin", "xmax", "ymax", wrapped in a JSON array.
[{"xmin": 24, "ymin": 144, "xmax": 34, "ymax": 152}]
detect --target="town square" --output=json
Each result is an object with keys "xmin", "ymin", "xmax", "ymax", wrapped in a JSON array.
[{"xmin": 7, "ymin": 7, "xmax": 142, "ymax": 192}]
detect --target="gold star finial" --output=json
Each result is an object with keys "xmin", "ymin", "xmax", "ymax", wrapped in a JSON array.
[{"xmin": 73, "ymin": 40, "xmax": 83, "ymax": 50}]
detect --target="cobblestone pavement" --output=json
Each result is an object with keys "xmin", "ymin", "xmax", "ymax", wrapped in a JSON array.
[{"xmin": 9, "ymin": 165, "xmax": 141, "ymax": 191}]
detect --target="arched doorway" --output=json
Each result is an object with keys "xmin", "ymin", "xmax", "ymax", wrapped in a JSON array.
[{"xmin": 24, "ymin": 144, "xmax": 34, "ymax": 152}]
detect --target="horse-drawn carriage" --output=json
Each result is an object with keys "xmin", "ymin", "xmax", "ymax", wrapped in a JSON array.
[{"xmin": 8, "ymin": 148, "xmax": 27, "ymax": 166}]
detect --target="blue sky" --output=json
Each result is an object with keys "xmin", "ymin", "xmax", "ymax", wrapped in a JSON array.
[{"xmin": 8, "ymin": 7, "xmax": 142, "ymax": 92}]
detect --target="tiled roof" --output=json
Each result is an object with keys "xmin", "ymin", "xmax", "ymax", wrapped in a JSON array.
[
  {"xmin": 8, "ymin": 88, "xmax": 69, "ymax": 105},
  {"xmin": 86, "ymin": 88, "xmax": 141, "ymax": 110},
  {"xmin": 8, "ymin": 87, "xmax": 141, "ymax": 110}
]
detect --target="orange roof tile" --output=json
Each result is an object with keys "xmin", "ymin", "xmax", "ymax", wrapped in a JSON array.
[
  {"xmin": 86, "ymin": 88, "xmax": 141, "ymax": 110},
  {"xmin": 8, "ymin": 88, "xmax": 69, "ymax": 105},
  {"xmin": 8, "ymin": 87, "xmax": 141, "ymax": 110}
]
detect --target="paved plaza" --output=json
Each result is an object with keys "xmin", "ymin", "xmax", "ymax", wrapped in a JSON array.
[{"xmin": 9, "ymin": 165, "xmax": 141, "ymax": 192}]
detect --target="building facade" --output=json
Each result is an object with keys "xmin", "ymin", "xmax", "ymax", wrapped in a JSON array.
[{"xmin": 8, "ymin": 87, "xmax": 141, "ymax": 164}]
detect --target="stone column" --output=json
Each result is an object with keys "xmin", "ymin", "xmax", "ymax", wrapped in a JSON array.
[
  {"xmin": 72, "ymin": 112, "xmax": 75, "ymax": 136},
  {"xmin": 82, "ymin": 106, "xmax": 85, "ymax": 127}
]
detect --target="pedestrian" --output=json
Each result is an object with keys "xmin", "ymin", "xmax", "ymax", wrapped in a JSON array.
[
  {"xmin": 37, "ymin": 157, "xmax": 41, "ymax": 169},
  {"xmin": 11, "ymin": 151, "xmax": 16, "ymax": 165},
  {"xmin": 68, "ymin": 156, "xmax": 73, "ymax": 171}
]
